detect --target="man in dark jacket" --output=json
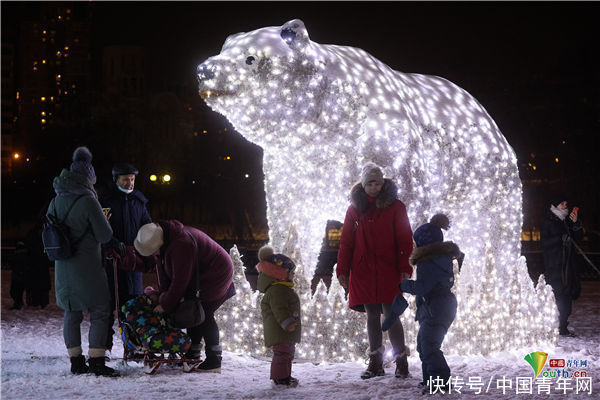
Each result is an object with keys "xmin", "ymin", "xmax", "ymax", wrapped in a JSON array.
[
  {"xmin": 99, "ymin": 162, "xmax": 152, "ymax": 357},
  {"xmin": 541, "ymin": 195, "xmax": 583, "ymax": 337}
]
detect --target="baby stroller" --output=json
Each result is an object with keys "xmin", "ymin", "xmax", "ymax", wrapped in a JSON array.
[{"xmin": 110, "ymin": 258, "xmax": 202, "ymax": 374}]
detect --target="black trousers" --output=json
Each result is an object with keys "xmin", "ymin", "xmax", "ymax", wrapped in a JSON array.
[{"xmin": 187, "ymin": 309, "xmax": 219, "ymax": 351}]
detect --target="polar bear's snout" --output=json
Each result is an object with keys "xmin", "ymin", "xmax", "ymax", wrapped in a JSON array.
[{"xmin": 197, "ymin": 63, "xmax": 215, "ymax": 82}]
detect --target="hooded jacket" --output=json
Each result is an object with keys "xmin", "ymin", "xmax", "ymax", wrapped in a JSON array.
[
  {"xmin": 49, "ymin": 169, "xmax": 113, "ymax": 311},
  {"xmin": 257, "ymin": 269, "xmax": 301, "ymax": 347},
  {"xmin": 401, "ymin": 241, "xmax": 459, "ymax": 323},
  {"xmin": 336, "ymin": 179, "xmax": 413, "ymax": 311}
]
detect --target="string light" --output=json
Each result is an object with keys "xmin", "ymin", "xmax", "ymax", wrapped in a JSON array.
[{"xmin": 202, "ymin": 19, "xmax": 557, "ymax": 362}]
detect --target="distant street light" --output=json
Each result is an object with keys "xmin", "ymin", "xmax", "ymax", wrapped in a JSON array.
[
  {"xmin": 13, "ymin": 153, "xmax": 20, "ymax": 159},
  {"xmin": 162, "ymin": 174, "xmax": 171, "ymax": 183},
  {"xmin": 149, "ymin": 174, "xmax": 158, "ymax": 182}
]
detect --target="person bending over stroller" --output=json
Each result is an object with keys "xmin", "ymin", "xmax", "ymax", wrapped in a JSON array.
[{"xmin": 108, "ymin": 220, "xmax": 235, "ymax": 373}]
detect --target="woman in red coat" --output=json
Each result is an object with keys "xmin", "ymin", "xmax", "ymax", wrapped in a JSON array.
[
  {"xmin": 113, "ymin": 219, "xmax": 235, "ymax": 373},
  {"xmin": 336, "ymin": 162, "xmax": 413, "ymax": 379}
]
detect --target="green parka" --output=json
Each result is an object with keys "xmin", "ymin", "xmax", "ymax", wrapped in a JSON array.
[
  {"xmin": 258, "ymin": 272, "xmax": 301, "ymax": 348},
  {"xmin": 49, "ymin": 169, "xmax": 113, "ymax": 311}
]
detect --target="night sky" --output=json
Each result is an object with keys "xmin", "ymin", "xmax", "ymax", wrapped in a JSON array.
[
  {"xmin": 85, "ymin": 1, "xmax": 599, "ymax": 160},
  {"xmin": 3, "ymin": 1, "xmax": 600, "ymax": 233}
]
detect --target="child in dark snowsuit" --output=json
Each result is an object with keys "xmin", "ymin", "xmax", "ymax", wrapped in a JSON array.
[
  {"xmin": 387, "ymin": 214, "xmax": 461, "ymax": 392},
  {"xmin": 256, "ymin": 246, "xmax": 301, "ymax": 388}
]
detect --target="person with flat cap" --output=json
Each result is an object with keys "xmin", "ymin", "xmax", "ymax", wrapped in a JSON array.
[{"xmin": 98, "ymin": 162, "xmax": 152, "ymax": 359}]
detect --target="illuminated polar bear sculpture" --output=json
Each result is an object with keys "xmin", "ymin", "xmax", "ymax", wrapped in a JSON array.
[{"xmin": 198, "ymin": 19, "xmax": 557, "ymax": 358}]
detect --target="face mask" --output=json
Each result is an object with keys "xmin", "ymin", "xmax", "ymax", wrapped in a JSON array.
[{"xmin": 118, "ymin": 186, "xmax": 133, "ymax": 194}]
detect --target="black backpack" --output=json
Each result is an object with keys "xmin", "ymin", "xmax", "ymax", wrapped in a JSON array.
[{"xmin": 42, "ymin": 195, "xmax": 87, "ymax": 261}]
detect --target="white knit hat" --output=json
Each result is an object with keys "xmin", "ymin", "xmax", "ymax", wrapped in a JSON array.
[
  {"xmin": 361, "ymin": 162, "xmax": 384, "ymax": 187},
  {"xmin": 134, "ymin": 223, "xmax": 164, "ymax": 256}
]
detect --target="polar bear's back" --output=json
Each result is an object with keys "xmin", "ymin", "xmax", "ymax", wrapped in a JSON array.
[{"xmin": 322, "ymin": 42, "xmax": 510, "ymax": 153}]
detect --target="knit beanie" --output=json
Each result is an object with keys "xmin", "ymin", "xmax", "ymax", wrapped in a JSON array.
[
  {"xmin": 256, "ymin": 246, "xmax": 296, "ymax": 280},
  {"xmin": 70, "ymin": 146, "xmax": 96, "ymax": 184},
  {"xmin": 134, "ymin": 223, "xmax": 164, "ymax": 256},
  {"xmin": 360, "ymin": 162, "xmax": 384, "ymax": 187},
  {"xmin": 413, "ymin": 213, "xmax": 449, "ymax": 247}
]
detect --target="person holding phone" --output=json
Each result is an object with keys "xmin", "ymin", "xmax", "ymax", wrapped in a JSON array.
[
  {"xmin": 541, "ymin": 195, "xmax": 584, "ymax": 337},
  {"xmin": 98, "ymin": 162, "xmax": 152, "ymax": 360}
]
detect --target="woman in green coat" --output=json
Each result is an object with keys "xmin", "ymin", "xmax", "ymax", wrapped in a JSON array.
[{"xmin": 48, "ymin": 147, "xmax": 117, "ymax": 377}]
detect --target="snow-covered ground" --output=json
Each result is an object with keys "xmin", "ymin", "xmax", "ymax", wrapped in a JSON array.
[{"xmin": 1, "ymin": 270, "xmax": 599, "ymax": 399}]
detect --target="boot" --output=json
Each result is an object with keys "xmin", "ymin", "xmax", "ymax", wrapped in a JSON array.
[
  {"xmin": 196, "ymin": 345, "xmax": 222, "ymax": 373},
  {"xmin": 88, "ymin": 357, "xmax": 120, "ymax": 377},
  {"xmin": 70, "ymin": 355, "xmax": 89, "ymax": 374},
  {"xmin": 394, "ymin": 348, "xmax": 409, "ymax": 378},
  {"xmin": 185, "ymin": 343, "xmax": 202, "ymax": 360},
  {"xmin": 360, "ymin": 347, "xmax": 385, "ymax": 379},
  {"xmin": 273, "ymin": 376, "xmax": 299, "ymax": 387}
]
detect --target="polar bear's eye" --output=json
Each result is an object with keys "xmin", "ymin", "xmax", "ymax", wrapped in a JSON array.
[
  {"xmin": 245, "ymin": 56, "xmax": 256, "ymax": 65},
  {"xmin": 280, "ymin": 28, "xmax": 296, "ymax": 44}
]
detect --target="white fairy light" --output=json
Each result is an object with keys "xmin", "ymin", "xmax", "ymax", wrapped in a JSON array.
[{"xmin": 204, "ymin": 19, "xmax": 558, "ymax": 362}]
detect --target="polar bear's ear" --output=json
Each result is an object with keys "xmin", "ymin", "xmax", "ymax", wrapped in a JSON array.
[{"xmin": 280, "ymin": 19, "xmax": 309, "ymax": 49}]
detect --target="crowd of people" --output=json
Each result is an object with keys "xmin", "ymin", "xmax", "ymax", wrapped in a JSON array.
[{"xmin": 7, "ymin": 145, "xmax": 584, "ymax": 391}]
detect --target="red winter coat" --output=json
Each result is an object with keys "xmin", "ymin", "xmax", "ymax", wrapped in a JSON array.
[
  {"xmin": 114, "ymin": 220, "xmax": 235, "ymax": 314},
  {"xmin": 336, "ymin": 180, "xmax": 413, "ymax": 311}
]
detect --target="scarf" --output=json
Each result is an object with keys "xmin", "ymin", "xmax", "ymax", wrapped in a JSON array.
[{"xmin": 550, "ymin": 205, "xmax": 568, "ymax": 221}]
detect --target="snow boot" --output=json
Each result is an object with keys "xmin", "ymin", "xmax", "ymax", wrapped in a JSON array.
[
  {"xmin": 88, "ymin": 357, "xmax": 120, "ymax": 377},
  {"xmin": 559, "ymin": 322, "xmax": 576, "ymax": 337},
  {"xmin": 394, "ymin": 348, "xmax": 409, "ymax": 378},
  {"xmin": 196, "ymin": 345, "xmax": 222, "ymax": 373},
  {"xmin": 273, "ymin": 376, "xmax": 299, "ymax": 387},
  {"xmin": 360, "ymin": 347, "xmax": 385, "ymax": 379},
  {"xmin": 185, "ymin": 343, "xmax": 203, "ymax": 360},
  {"xmin": 70, "ymin": 355, "xmax": 89, "ymax": 374}
]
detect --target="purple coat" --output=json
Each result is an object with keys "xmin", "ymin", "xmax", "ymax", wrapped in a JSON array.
[
  {"xmin": 156, "ymin": 220, "xmax": 235, "ymax": 314},
  {"xmin": 114, "ymin": 220, "xmax": 235, "ymax": 314}
]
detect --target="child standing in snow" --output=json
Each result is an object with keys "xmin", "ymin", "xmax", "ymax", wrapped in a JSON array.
[
  {"xmin": 256, "ymin": 246, "xmax": 301, "ymax": 387},
  {"xmin": 387, "ymin": 214, "xmax": 461, "ymax": 392}
]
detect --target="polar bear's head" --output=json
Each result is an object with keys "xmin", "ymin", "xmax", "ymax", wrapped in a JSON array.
[{"xmin": 197, "ymin": 19, "xmax": 367, "ymax": 148}]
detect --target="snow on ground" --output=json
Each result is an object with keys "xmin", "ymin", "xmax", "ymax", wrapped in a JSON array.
[{"xmin": 1, "ymin": 270, "xmax": 599, "ymax": 399}]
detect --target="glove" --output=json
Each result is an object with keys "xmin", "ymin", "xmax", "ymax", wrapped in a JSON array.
[{"xmin": 381, "ymin": 294, "xmax": 408, "ymax": 331}]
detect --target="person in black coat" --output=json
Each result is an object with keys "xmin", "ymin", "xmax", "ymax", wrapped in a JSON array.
[
  {"xmin": 310, "ymin": 220, "xmax": 343, "ymax": 294},
  {"xmin": 540, "ymin": 195, "xmax": 583, "ymax": 337},
  {"xmin": 98, "ymin": 162, "xmax": 152, "ymax": 356}
]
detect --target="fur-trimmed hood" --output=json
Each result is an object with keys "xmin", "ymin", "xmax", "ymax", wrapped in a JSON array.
[
  {"xmin": 409, "ymin": 241, "xmax": 461, "ymax": 266},
  {"xmin": 350, "ymin": 179, "xmax": 398, "ymax": 213}
]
